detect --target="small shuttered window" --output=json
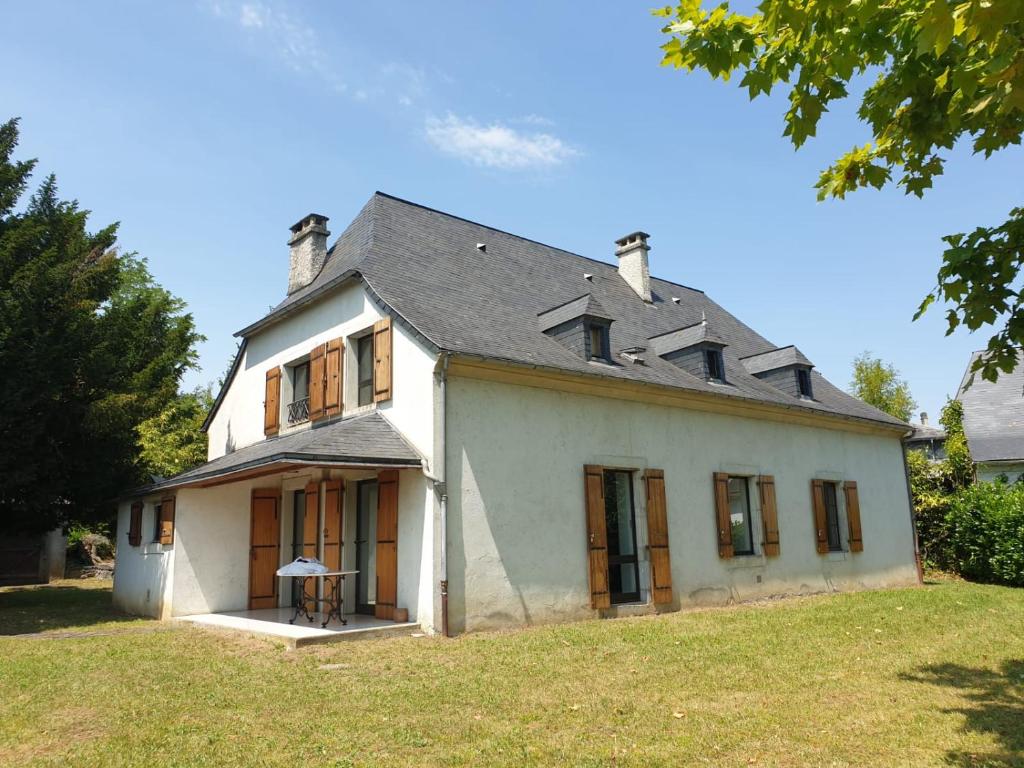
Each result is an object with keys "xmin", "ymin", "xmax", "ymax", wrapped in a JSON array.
[
  {"xmin": 757, "ymin": 475, "xmax": 780, "ymax": 557},
  {"xmin": 158, "ymin": 496, "xmax": 175, "ymax": 545},
  {"xmin": 713, "ymin": 472, "xmax": 733, "ymax": 558},
  {"xmin": 324, "ymin": 338, "xmax": 344, "ymax": 417},
  {"xmin": 264, "ymin": 367, "xmax": 281, "ymax": 436},
  {"xmin": 844, "ymin": 481, "xmax": 864, "ymax": 552},
  {"xmin": 308, "ymin": 343, "xmax": 326, "ymax": 422}
]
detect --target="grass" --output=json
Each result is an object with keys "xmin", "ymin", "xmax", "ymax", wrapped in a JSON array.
[{"xmin": 0, "ymin": 579, "xmax": 1022, "ymax": 767}]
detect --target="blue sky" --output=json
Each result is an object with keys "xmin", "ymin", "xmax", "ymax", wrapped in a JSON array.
[{"xmin": 2, "ymin": 1, "xmax": 1021, "ymax": 422}]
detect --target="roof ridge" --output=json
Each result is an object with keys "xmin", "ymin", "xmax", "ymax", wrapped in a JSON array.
[{"xmin": 372, "ymin": 191, "xmax": 706, "ymax": 295}]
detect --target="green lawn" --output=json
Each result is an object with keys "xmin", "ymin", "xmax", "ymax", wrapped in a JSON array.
[{"xmin": 1, "ymin": 579, "xmax": 1021, "ymax": 767}]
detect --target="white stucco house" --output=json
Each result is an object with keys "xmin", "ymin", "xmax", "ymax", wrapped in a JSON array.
[{"xmin": 113, "ymin": 193, "xmax": 921, "ymax": 637}]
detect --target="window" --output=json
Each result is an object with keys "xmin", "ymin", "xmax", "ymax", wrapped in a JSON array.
[
  {"xmin": 587, "ymin": 322, "xmax": 609, "ymax": 361},
  {"xmin": 291, "ymin": 490, "xmax": 305, "ymax": 604},
  {"xmin": 287, "ymin": 362, "xmax": 310, "ymax": 424},
  {"xmin": 823, "ymin": 481, "xmax": 842, "ymax": 551},
  {"xmin": 797, "ymin": 368, "xmax": 813, "ymax": 398},
  {"xmin": 705, "ymin": 348, "xmax": 725, "ymax": 382},
  {"xmin": 357, "ymin": 334, "xmax": 374, "ymax": 406},
  {"xmin": 727, "ymin": 477, "xmax": 754, "ymax": 555},
  {"xmin": 602, "ymin": 469, "xmax": 640, "ymax": 603},
  {"xmin": 152, "ymin": 503, "xmax": 163, "ymax": 543}
]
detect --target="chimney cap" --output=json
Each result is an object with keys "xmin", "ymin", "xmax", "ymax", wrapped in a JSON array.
[
  {"xmin": 615, "ymin": 231, "xmax": 651, "ymax": 248},
  {"xmin": 289, "ymin": 212, "xmax": 330, "ymax": 235}
]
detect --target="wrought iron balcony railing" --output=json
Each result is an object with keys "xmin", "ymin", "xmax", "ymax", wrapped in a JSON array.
[{"xmin": 287, "ymin": 397, "xmax": 310, "ymax": 425}]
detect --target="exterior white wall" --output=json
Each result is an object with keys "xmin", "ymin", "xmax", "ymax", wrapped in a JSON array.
[
  {"xmin": 445, "ymin": 376, "xmax": 919, "ymax": 634},
  {"xmin": 206, "ymin": 280, "xmax": 437, "ymax": 466},
  {"xmin": 976, "ymin": 462, "xmax": 1024, "ymax": 483},
  {"xmin": 112, "ymin": 498, "xmax": 174, "ymax": 618}
]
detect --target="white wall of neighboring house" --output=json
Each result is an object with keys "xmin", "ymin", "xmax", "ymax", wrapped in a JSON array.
[
  {"xmin": 976, "ymin": 462, "xmax": 1024, "ymax": 483},
  {"xmin": 206, "ymin": 280, "xmax": 438, "ymax": 467},
  {"xmin": 444, "ymin": 375, "xmax": 919, "ymax": 635}
]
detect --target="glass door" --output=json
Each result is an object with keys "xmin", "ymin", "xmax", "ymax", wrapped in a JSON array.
[
  {"xmin": 354, "ymin": 480, "xmax": 378, "ymax": 615},
  {"xmin": 290, "ymin": 489, "xmax": 305, "ymax": 606},
  {"xmin": 603, "ymin": 470, "xmax": 641, "ymax": 604}
]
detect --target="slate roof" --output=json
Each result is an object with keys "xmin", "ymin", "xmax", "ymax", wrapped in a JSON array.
[
  {"xmin": 906, "ymin": 423, "xmax": 946, "ymax": 443},
  {"xmin": 235, "ymin": 193, "xmax": 906, "ymax": 431},
  {"xmin": 740, "ymin": 345, "xmax": 814, "ymax": 375},
  {"xmin": 138, "ymin": 412, "xmax": 421, "ymax": 493},
  {"xmin": 648, "ymin": 321, "xmax": 727, "ymax": 357},
  {"xmin": 537, "ymin": 293, "xmax": 613, "ymax": 332},
  {"xmin": 957, "ymin": 350, "xmax": 1024, "ymax": 462}
]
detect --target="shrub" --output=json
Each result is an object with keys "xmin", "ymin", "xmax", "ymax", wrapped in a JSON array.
[{"xmin": 945, "ymin": 481, "xmax": 1024, "ymax": 587}]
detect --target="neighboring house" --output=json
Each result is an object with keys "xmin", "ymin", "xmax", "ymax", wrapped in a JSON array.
[
  {"xmin": 957, "ymin": 350, "xmax": 1024, "ymax": 483},
  {"xmin": 113, "ymin": 193, "xmax": 920, "ymax": 634},
  {"xmin": 904, "ymin": 412, "xmax": 946, "ymax": 462}
]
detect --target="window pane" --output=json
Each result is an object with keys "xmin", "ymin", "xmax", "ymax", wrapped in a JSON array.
[
  {"xmin": 294, "ymin": 363, "xmax": 309, "ymax": 400},
  {"xmin": 589, "ymin": 325, "xmax": 605, "ymax": 360},
  {"xmin": 824, "ymin": 482, "xmax": 842, "ymax": 551},
  {"xmin": 727, "ymin": 477, "xmax": 753, "ymax": 555},
  {"xmin": 357, "ymin": 335, "xmax": 374, "ymax": 406},
  {"xmin": 603, "ymin": 471, "xmax": 636, "ymax": 557}
]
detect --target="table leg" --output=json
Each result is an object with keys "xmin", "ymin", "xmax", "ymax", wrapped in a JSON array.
[
  {"xmin": 321, "ymin": 574, "xmax": 347, "ymax": 628},
  {"xmin": 289, "ymin": 576, "xmax": 317, "ymax": 625}
]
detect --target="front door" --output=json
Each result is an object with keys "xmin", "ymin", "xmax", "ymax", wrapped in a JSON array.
[
  {"xmin": 603, "ymin": 470, "xmax": 641, "ymax": 604},
  {"xmin": 249, "ymin": 489, "xmax": 281, "ymax": 610},
  {"xmin": 354, "ymin": 479, "xmax": 378, "ymax": 615}
]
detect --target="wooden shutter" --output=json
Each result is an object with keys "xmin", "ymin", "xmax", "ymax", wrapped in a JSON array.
[
  {"xmin": 811, "ymin": 479, "xmax": 829, "ymax": 554},
  {"xmin": 713, "ymin": 472, "xmax": 734, "ymax": 559},
  {"xmin": 324, "ymin": 338, "xmax": 344, "ymax": 418},
  {"xmin": 373, "ymin": 317, "xmax": 393, "ymax": 403},
  {"xmin": 584, "ymin": 465, "xmax": 610, "ymax": 609},
  {"xmin": 644, "ymin": 469, "xmax": 673, "ymax": 604},
  {"xmin": 158, "ymin": 496, "xmax": 176, "ymax": 545},
  {"xmin": 844, "ymin": 480, "xmax": 864, "ymax": 552},
  {"xmin": 128, "ymin": 502, "xmax": 143, "ymax": 546},
  {"xmin": 375, "ymin": 469, "xmax": 399, "ymax": 619},
  {"xmin": 249, "ymin": 489, "xmax": 280, "ymax": 609},
  {"xmin": 264, "ymin": 367, "xmax": 281, "ymax": 436},
  {"xmin": 323, "ymin": 479, "xmax": 343, "ymax": 570},
  {"xmin": 308, "ymin": 343, "xmax": 327, "ymax": 422},
  {"xmin": 758, "ymin": 475, "xmax": 780, "ymax": 557}
]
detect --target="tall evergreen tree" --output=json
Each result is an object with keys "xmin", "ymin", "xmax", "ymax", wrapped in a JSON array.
[{"xmin": 0, "ymin": 118, "xmax": 202, "ymax": 533}]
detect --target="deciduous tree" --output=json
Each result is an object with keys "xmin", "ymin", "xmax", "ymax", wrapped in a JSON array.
[
  {"xmin": 849, "ymin": 351, "xmax": 917, "ymax": 421},
  {"xmin": 656, "ymin": 0, "xmax": 1024, "ymax": 381}
]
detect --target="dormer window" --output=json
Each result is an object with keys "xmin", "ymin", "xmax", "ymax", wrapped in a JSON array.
[
  {"xmin": 797, "ymin": 368, "xmax": 813, "ymax": 398},
  {"xmin": 587, "ymin": 321, "xmax": 610, "ymax": 362},
  {"xmin": 705, "ymin": 348, "xmax": 725, "ymax": 383}
]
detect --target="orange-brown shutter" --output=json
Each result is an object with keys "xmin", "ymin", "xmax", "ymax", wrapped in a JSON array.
[
  {"xmin": 128, "ymin": 502, "xmax": 143, "ymax": 546},
  {"xmin": 322, "ymin": 479, "xmax": 343, "ymax": 570},
  {"xmin": 713, "ymin": 472, "xmax": 734, "ymax": 559},
  {"xmin": 373, "ymin": 317, "xmax": 393, "ymax": 403},
  {"xmin": 644, "ymin": 469, "xmax": 673, "ymax": 604},
  {"xmin": 308, "ymin": 343, "xmax": 326, "ymax": 422},
  {"xmin": 324, "ymin": 338, "xmax": 344, "ymax": 418},
  {"xmin": 758, "ymin": 475, "xmax": 780, "ymax": 557},
  {"xmin": 375, "ymin": 469, "xmax": 399, "ymax": 619},
  {"xmin": 844, "ymin": 480, "xmax": 864, "ymax": 552},
  {"xmin": 264, "ymin": 367, "xmax": 281, "ymax": 436},
  {"xmin": 249, "ymin": 489, "xmax": 280, "ymax": 610},
  {"xmin": 158, "ymin": 496, "xmax": 176, "ymax": 545},
  {"xmin": 811, "ymin": 479, "xmax": 829, "ymax": 554},
  {"xmin": 584, "ymin": 465, "xmax": 610, "ymax": 609}
]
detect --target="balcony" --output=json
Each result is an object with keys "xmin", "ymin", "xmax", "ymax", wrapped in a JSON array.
[{"xmin": 287, "ymin": 397, "xmax": 310, "ymax": 425}]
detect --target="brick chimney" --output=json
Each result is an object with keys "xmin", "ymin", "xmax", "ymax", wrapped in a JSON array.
[
  {"xmin": 288, "ymin": 213, "xmax": 330, "ymax": 294},
  {"xmin": 614, "ymin": 231, "xmax": 652, "ymax": 303}
]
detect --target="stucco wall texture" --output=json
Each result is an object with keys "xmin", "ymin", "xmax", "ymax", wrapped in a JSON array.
[{"xmin": 444, "ymin": 375, "xmax": 919, "ymax": 635}]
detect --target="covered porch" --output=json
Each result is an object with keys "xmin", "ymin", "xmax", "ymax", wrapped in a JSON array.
[{"xmin": 122, "ymin": 412, "xmax": 434, "ymax": 637}]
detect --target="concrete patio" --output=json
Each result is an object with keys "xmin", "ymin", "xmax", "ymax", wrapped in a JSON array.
[{"xmin": 178, "ymin": 607, "xmax": 421, "ymax": 648}]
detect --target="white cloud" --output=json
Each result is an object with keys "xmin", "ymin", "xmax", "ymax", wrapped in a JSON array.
[{"xmin": 424, "ymin": 113, "xmax": 580, "ymax": 171}]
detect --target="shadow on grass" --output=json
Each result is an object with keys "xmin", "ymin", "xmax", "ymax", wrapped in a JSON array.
[
  {"xmin": 0, "ymin": 583, "xmax": 137, "ymax": 635},
  {"xmin": 902, "ymin": 660, "xmax": 1024, "ymax": 767}
]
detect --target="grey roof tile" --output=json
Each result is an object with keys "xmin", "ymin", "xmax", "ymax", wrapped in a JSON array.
[
  {"xmin": 138, "ymin": 412, "xmax": 421, "ymax": 493},
  {"xmin": 538, "ymin": 293, "xmax": 613, "ymax": 332},
  {"xmin": 234, "ymin": 193, "xmax": 906, "ymax": 430},
  {"xmin": 957, "ymin": 350, "xmax": 1024, "ymax": 462},
  {"xmin": 740, "ymin": 346, "xmax": 814, "ymax": 375},
  {"xmin": 648, "ymin": 321, "xmax": 727, "ymax": 357}
]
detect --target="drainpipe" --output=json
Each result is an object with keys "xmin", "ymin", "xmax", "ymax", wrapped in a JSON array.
[
  {"xmin": 438, "ymin": 353, "xmax": 450, "ymax": 637},
  {"xmin": 901, "ymin": 438, "xmax": 924, "ymax": 585}
]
